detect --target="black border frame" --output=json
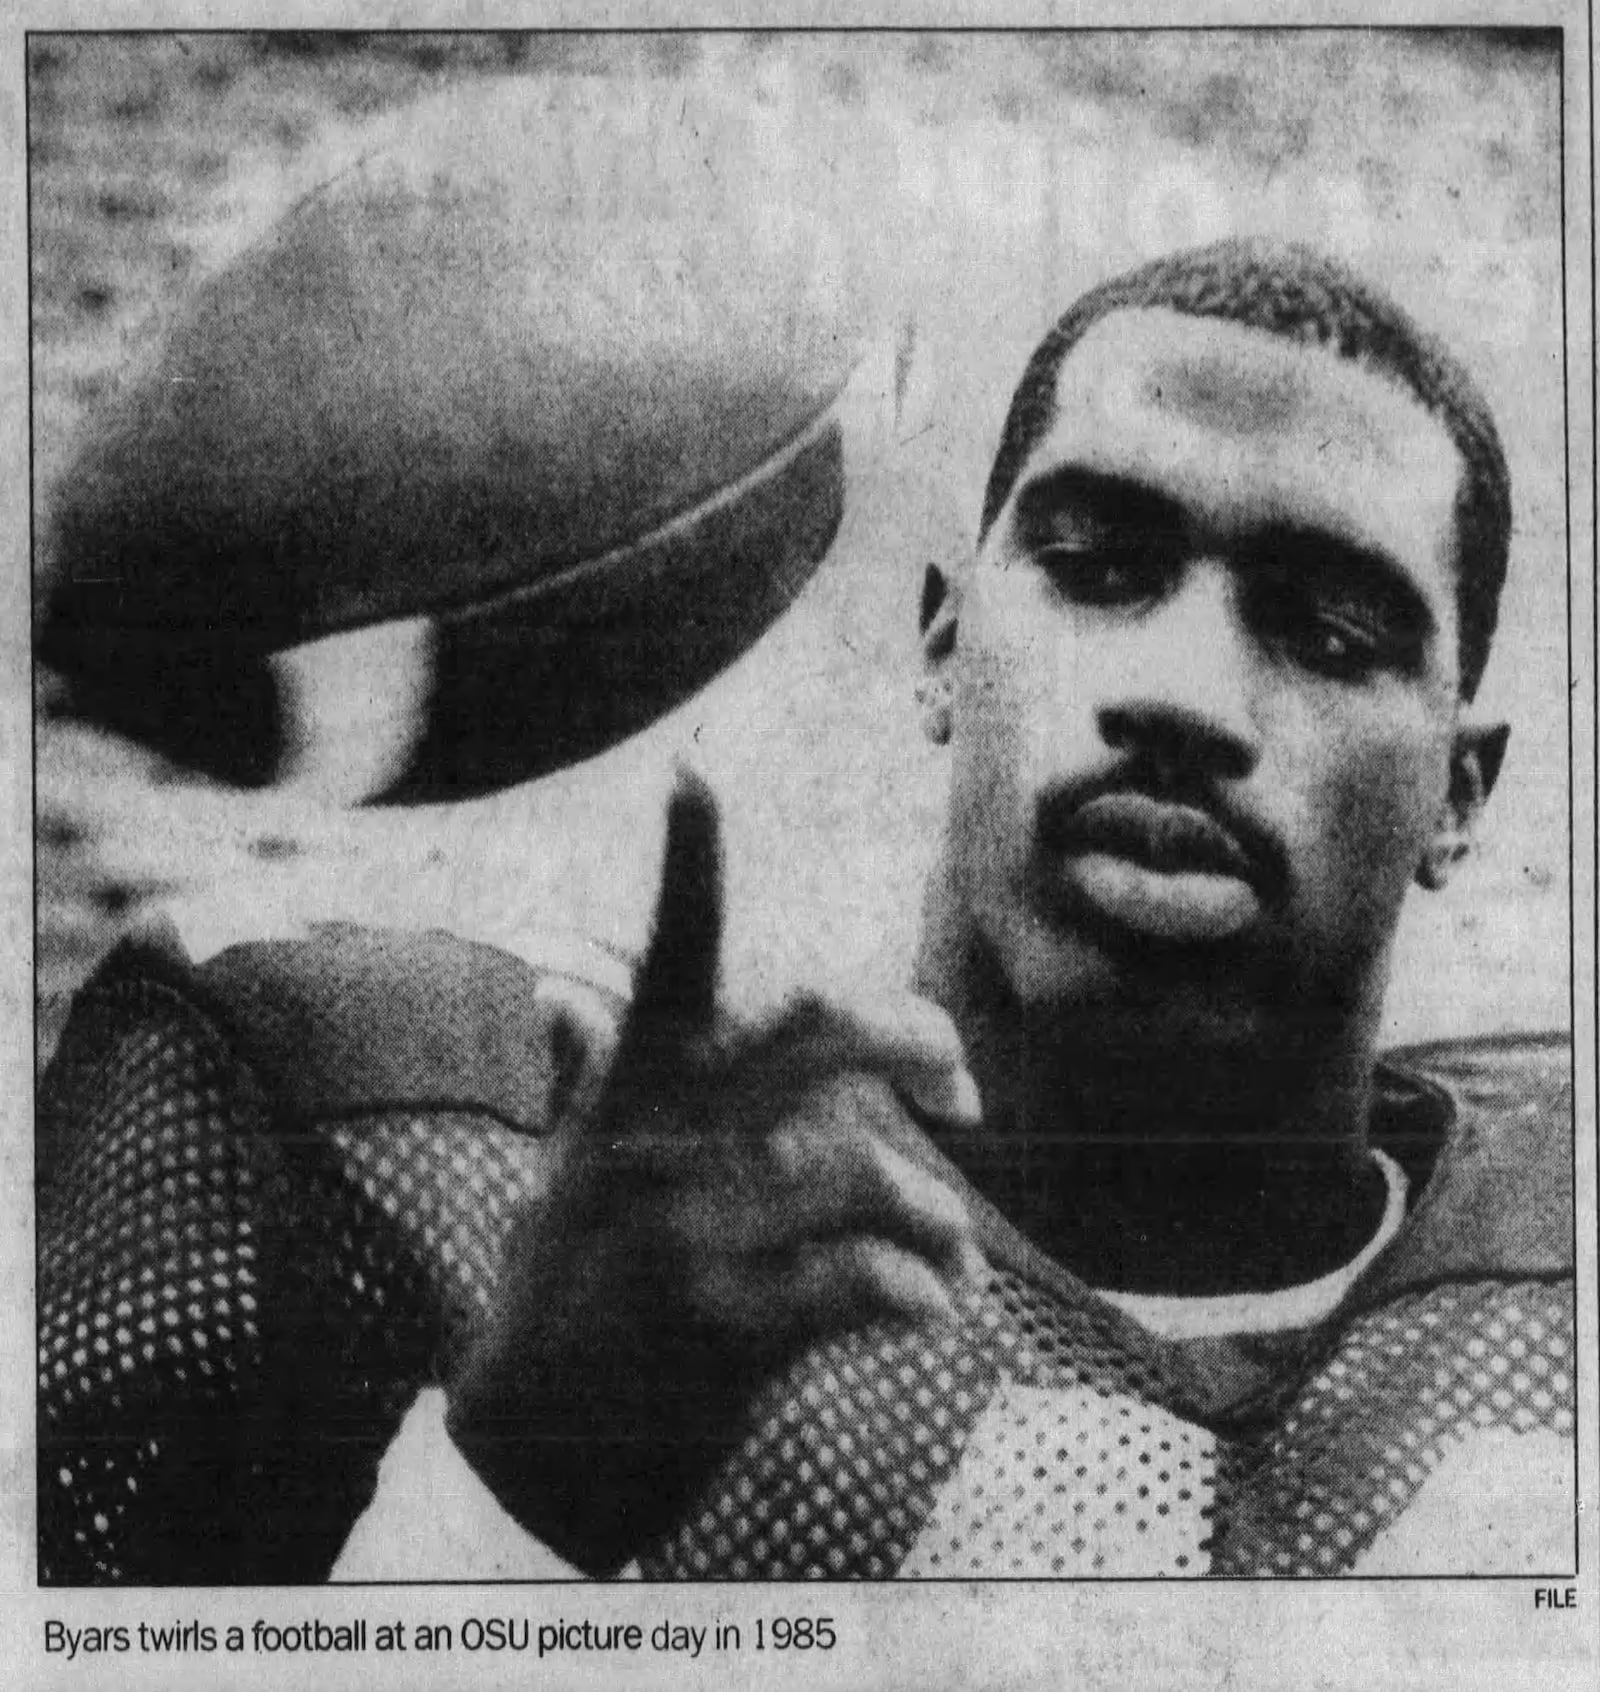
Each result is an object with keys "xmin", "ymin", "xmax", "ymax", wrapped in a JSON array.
[{"xmin": 25, "ymin": 21, "xmax": 1592, "ymax": 1589}]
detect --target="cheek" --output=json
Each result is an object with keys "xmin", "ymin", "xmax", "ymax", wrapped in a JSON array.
[
  {"xmin": 944, "ymin": 583, "xmax": 1049, "ymax": 893},
  {"xmin": 1292, "ymin": 696, "xmax": 1453, "ymax": 912},
  {"xmin": 947, "ymin": 639, "xmax": 1025, "ymax": 858},
  {"xmin": 950, "ymin": 574, "xmax": 1098, "ymax": 794}
]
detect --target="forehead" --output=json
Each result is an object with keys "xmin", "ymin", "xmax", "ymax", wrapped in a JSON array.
[{"xmin": 1005, "ymin": 307, "xmax": 1463, "ymax": 589}]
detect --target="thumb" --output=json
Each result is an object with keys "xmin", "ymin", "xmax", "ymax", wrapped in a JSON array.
[{"xmin": 626, "ymin": 766, "xmax": 725, "ymax": 1039}]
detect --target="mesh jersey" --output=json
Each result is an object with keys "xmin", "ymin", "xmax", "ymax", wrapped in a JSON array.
[{"xmin": 36, "ymin": 925, "xmax": 1574, "ymax": 1584}]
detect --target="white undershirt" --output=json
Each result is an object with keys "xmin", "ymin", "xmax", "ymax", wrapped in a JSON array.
[{"xmin": 1093, "ymin": 1147, "xmax": 1410, "ymax": 1340}]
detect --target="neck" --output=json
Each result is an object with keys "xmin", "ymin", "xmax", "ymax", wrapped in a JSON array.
[{"xmin": 914, "ymin": 875, "xmax": 1390, "ymax": 1296}]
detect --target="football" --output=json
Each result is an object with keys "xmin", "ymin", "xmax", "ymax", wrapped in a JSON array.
[{"xmin": 39, "ymin": 79, "xmax": 905, "ymax": 802}]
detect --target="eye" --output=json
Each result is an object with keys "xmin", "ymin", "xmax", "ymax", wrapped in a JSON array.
[
  {"xmin": 1251, "ymin": 580, "xmax": 1415, "ymax": 683},
  {"xmin": 1242, "ymin": 535, "xmax": 1433, "ymax": 686},
  {"xmin": 1294, "ymin": 614, "xmax": 1384, "ymax": 680},
  {"xmin": 1035, "ymin": 545, "xmax": 1173, "ymax": 608}
]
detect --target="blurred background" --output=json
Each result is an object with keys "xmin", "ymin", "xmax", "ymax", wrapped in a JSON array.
[{"xmin": 29, "ymin": 29, "xmax": 1568, "ymax": 1065}]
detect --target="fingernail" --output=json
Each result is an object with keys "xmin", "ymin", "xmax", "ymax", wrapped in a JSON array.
[
  {"xmin": 906, "ymin": 1066, "xmax": 983, "ymax": 1127},
  {"xmin": 949, "ymin": 1068, "xmax": 983, "ymax": 1125}
]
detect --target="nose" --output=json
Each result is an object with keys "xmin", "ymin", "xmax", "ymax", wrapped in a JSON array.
[{"xmin": 1094, "ymin": 562, "xmax": 1262, "ymax": 781}]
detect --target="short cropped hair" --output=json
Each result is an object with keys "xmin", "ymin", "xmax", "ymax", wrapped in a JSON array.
[{"xmin": 978, "ymin": 240, "xmax": 1512, "ymax": 700}]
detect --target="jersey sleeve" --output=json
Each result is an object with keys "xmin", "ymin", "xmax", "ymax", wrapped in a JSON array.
[{"xmin": 36, "ymin": 925, "xmax": 616, "ymax": 1584}]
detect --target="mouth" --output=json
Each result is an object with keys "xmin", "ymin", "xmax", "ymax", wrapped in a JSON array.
[{"xmin": 1038, "ymin": 791, "xmax": 1272, "ymax": 946}]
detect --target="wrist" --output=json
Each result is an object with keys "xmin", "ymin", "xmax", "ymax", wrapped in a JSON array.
[{"xmin": 445, "ymin": 1295, "xmax": 754, "ymax": 1577}]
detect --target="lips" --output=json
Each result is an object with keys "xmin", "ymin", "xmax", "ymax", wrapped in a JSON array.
[
  {"xmin": 1064, "ymin": 793, "xmax": 1257, "ymax": 879},
  {"xmin": 1041, "ymin": 791, "xmax": 1270, "ymax": 945}
]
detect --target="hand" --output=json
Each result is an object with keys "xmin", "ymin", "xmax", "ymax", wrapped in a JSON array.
[{"xmin": 447, "ymin": 769, "xmax": 984, "ymax": 1574}]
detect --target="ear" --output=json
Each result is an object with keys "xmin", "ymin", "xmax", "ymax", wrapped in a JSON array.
[
  {"xmin": 1416, "ymin": 720, "xmax": 1510, "ymax": 891},
  {"xmin": 916, "ymin": 563, "xmax": 960, "ymax": 746}
]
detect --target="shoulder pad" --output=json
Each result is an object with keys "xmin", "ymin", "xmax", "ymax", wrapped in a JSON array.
[
  {"xmin": 1363, "ymin": 1033, "xmax": 1573, "ymax": 1299},
  {"xmin": 191, "ymin": 921, "xmax": 623, "ymax": 1137}
]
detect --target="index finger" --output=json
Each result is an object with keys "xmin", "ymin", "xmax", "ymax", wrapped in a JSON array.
[{"xmin": 617, "ymin": 765, "xmax": 725, "ymax": 1057}]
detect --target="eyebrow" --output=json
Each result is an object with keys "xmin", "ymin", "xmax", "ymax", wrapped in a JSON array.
[{"xmin": 1010, "ymin": 467, "xmax": 1187, "ymax": 545}]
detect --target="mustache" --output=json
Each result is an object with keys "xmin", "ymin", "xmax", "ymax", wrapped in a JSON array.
[{"xmin": 1035, "ymin": 770, "xmax": 1289, "ymax": 899}]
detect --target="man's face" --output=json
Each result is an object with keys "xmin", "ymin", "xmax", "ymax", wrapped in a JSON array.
[{"xmin": 933, "ymin": 307, "xmax": 1476, "ymax": 1048}]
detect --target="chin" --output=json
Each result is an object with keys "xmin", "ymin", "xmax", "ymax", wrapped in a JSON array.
[
  {"xmin": 990, "ymin": 907, "xmax": 1126, "ymax": 1008},
  {"xmin": 994, "ymin": 910, "xmax": 1284, "ymax": 1058}
]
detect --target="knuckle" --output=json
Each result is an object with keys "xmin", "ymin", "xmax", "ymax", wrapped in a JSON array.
[
  {"xmin": 824, "ymin": 1234, "xmax": 888, "ymax": 1305},
  {"xmin": 816, "ymin": 1069, "xmax": 901, "ymax": 1131},
  {"xmin": 772, "ymin": 983, "xmax": 833, "ymax": 1037},
  {"xmin": 790, "ymin": 1239, "xmax": 866, "ymax": 1324},
  {"xmin": 686, "ymin": 1254, "xmax": 734, "ymax": 1324},
  {"xmin": 837, "ymin": 1232, "xmax": 891, "ymax": 1282},
  {"xmin": 693, "ymin": 1255, "xmax": 767, "ymax": 1335},
  {"xmin": 766, "ymin": 1123, "xmax": 811, "ymax": 1186},
  {"xmin": 661, "ymin": 1186, "xmax": 719, "ymax": 1249}
]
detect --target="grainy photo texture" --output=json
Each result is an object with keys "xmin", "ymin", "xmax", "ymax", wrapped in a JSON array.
[{"xmin": 29, "ymin": 28, "xmax": 1577, "ymax": 1596}]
